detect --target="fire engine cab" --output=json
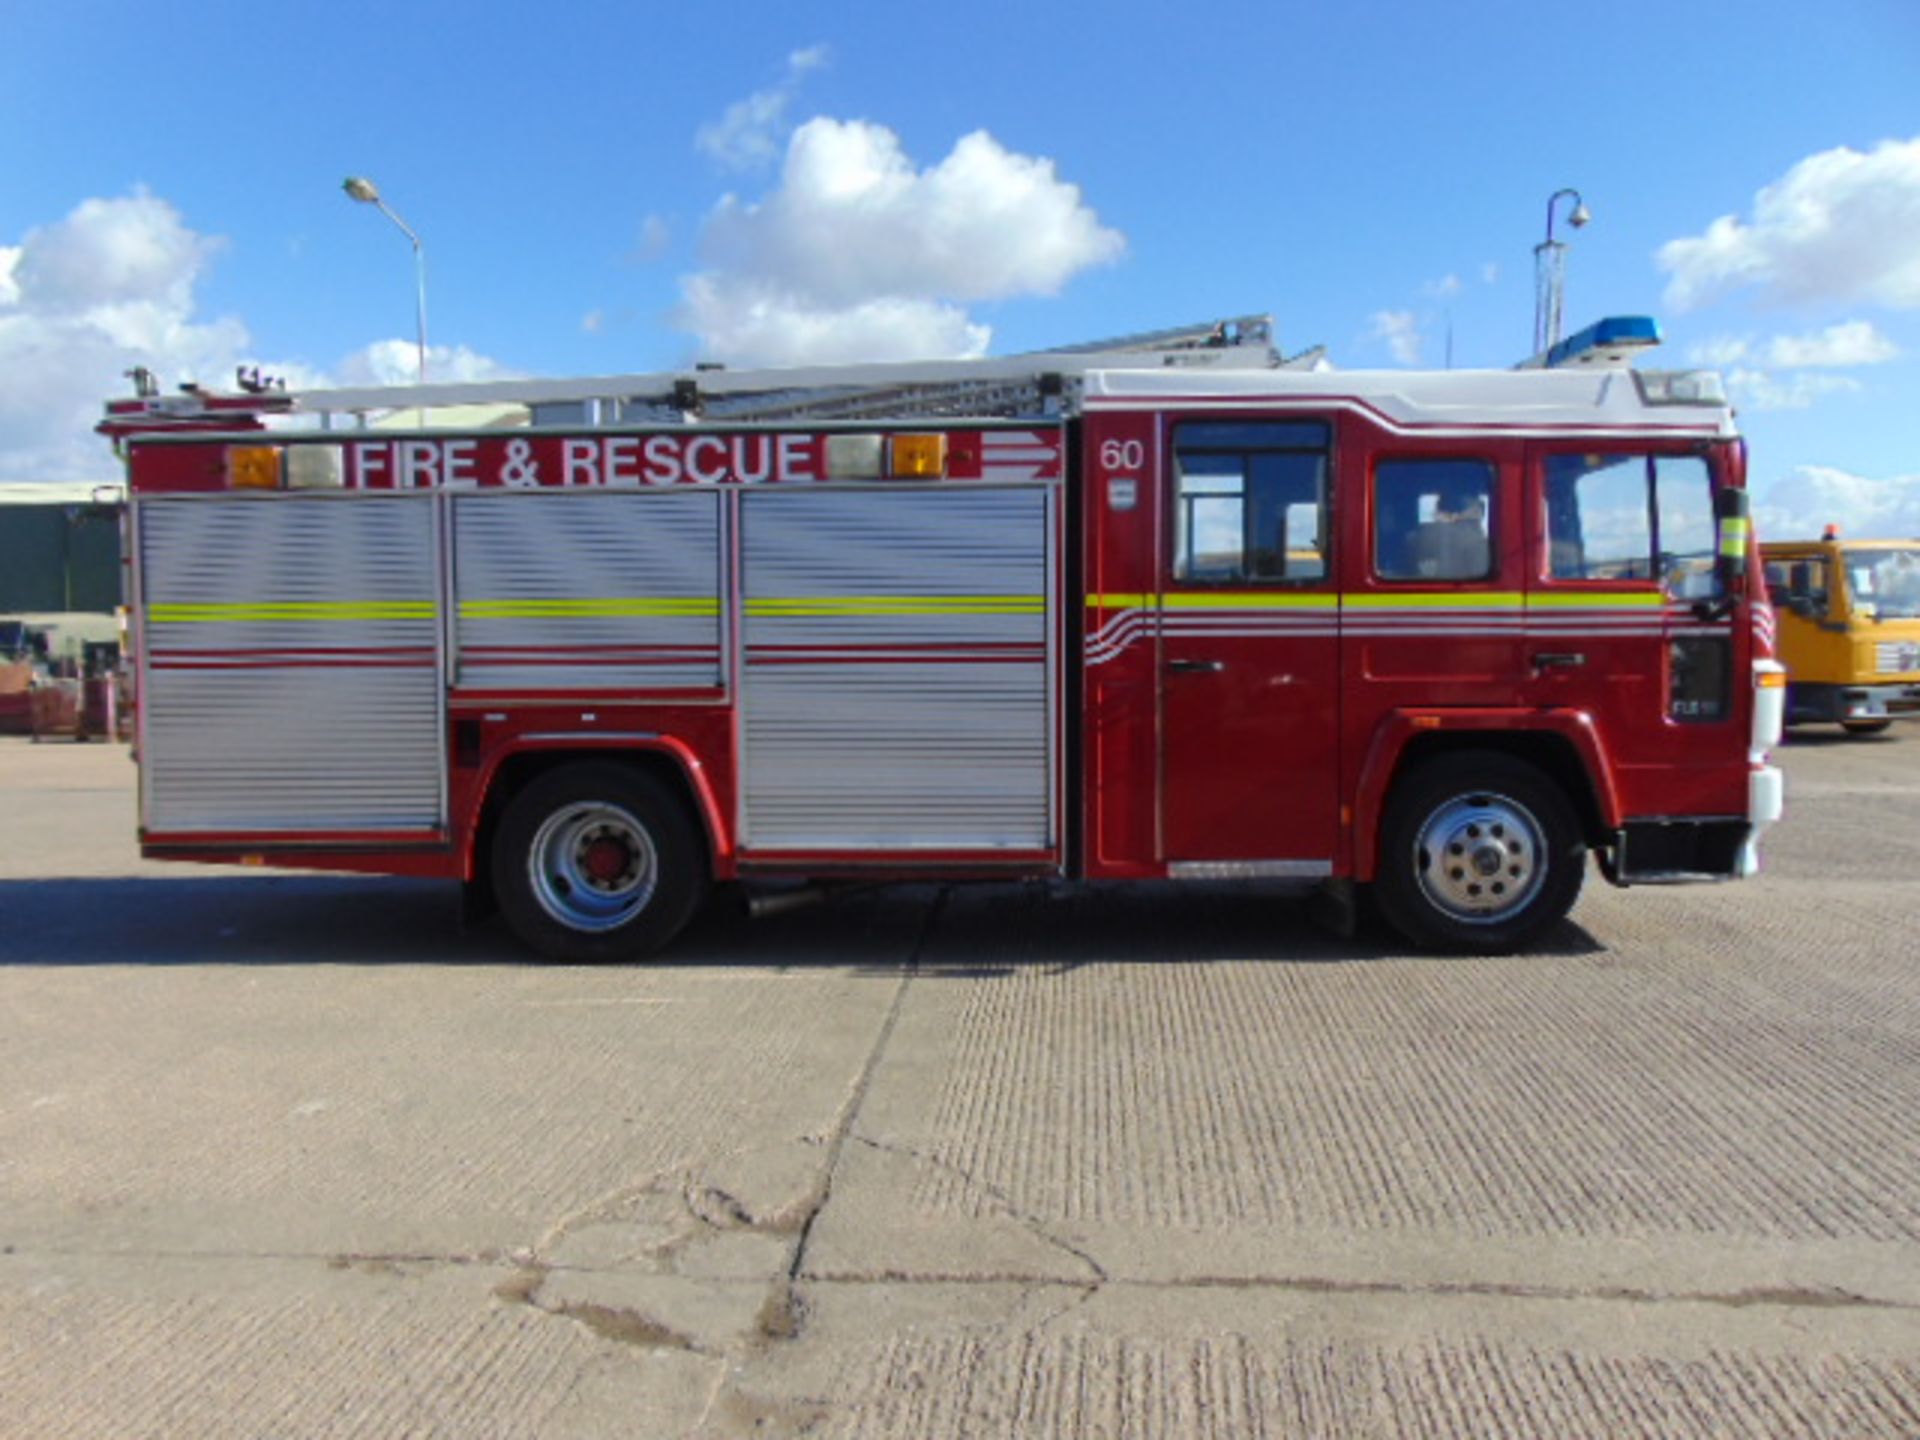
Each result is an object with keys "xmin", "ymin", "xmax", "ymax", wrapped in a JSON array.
[{"xmin": 100, "ymin": 315, "xmax": 1786, "ymax": 958}]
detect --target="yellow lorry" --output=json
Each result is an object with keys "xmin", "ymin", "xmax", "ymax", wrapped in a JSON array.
[{"xmin": 1761, "ymin": 533, "xmax": 1920, "ymax": 734}]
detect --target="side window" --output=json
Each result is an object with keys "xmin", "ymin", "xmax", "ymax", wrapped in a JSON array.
[
  {"xmin": 1172, "ymin": 421, "xmax": 1330, "ymax": 583},
  {"xmin": 1778, "ymin": 557, "xmax": 1829, "ymax": 613},
  {"xmin": 1763, "ymin": 559, "xmax": 1791, "ymax": 606},
  {"xmin": 1654, "ymin": 456, "xmax": 1721, "ymax": 600},
  {"xmin": 1546, "ymin": 453, "xmax": 1723, "ymax": 600},
  {"xmin": 1373, "ymin": 458, "xmax": 1496, "ymax": 582},
  {"xmin": 1546, "ymin": 455, "xmax": 1652, "ymax": 580},
  {"xmin": 1801, "ymin": 560, "xmax": 1830, "ymax": 610}
]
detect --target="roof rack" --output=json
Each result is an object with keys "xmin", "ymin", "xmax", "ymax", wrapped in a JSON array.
[{"xmin": 105, "ymin": 315, "xmax": 1315, "ymax": 435}]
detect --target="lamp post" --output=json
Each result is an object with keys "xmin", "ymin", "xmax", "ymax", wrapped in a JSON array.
[
  {"xmin": 342, "ymin": 176, "xmax": 428, "ymax": 387},
  {"xmin": 1532, "ymin": 188, "xmax": 1591, "ymax": 355}
]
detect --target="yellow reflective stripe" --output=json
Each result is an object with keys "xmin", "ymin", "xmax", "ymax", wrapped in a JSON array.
[
  {"xmin": 1719, "ymin": 516, "xmax": 1751, "ymax": 558},
  {"xmin": 460, "ymin": 598, "xmax": 719, "ymax": 619},
  {"xmin": 1524, "ymin": 591, "xmax": 1666, "ymax": 609},
  {"xmin": 748, "ymin": 595, "xmax": 1042, "ymax": 616},
  {"xmin": 1090, "ymin": 591, "xmax": 1671, "ymax": 613},
  {"xmin": 1162, "ymin": 592, "xmax": 1337, "ymax": 611},
  {"xmin": 149, "ymin": 600, "xmax": 435, "ymax": 623},
  {"xmin": 1345, "ymin": 592, "xmax": 1525, "ymax": 610}
]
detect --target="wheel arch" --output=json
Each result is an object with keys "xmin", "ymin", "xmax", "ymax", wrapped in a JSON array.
[
  {"xmin": 465, "ymin": 738, "xmax": 727, "ymax": 891},
  {"xmin": 1353, "ymin": 711, "xmax": 1618, "ymax": 882}
]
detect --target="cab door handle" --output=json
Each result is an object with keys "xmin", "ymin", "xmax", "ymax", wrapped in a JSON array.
[
  {"xmin": 1167, "ymin": 658, "xmax": 1226, "ymax": 673},
  {"xmin": 1532, "ymin": 651, "xmax": 1586, "ymax": 671}
]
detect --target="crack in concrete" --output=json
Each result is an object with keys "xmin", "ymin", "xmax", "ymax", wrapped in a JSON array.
[
  {"xmin": 767, "ymin": 886, "xmax": 944, "ymax": 1348},
  {"xmin": 491, "ymin": 1260, "xmax": 720, "ymax": 1358},
  {"xmin": 687, "ymin": 1182, "xmax": 756, "ymax": 1231},
  {"xmin": 458, "ymin": 887, "xmax": 950, "ymax": 1427},
  {"xmin": 837, "ymin": 1131, "xmax": 1109, "ymax": 1289},
  {"xmin": 715, "ymin": 901, "xmax": 1123, "ymax": 1351},
  {"xmin": 542, "ymin": 1298, "xmax": 710, "ymax": 1355}
]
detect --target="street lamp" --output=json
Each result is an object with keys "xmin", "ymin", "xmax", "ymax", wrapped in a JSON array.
[
  {"xmin": 1532, "ymin": 188, "xmax": 1591, "ymax": 355},
  {"xmin": 342, "ymin": 175, "xmax": 428, "ymax": 387}
]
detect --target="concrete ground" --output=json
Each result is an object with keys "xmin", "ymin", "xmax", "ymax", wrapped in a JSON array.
[{"xmin": 0, "ymin": 732, "xmax": 1916, "ymax": 1437}]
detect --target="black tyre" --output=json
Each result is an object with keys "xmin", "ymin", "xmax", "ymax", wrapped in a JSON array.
[
  {"xmin": 1374, "ymin": 751, "xmax": 1585, "ymax": 953},
  {"xmin": 1841, "ymin": 719, "xmax": 1893, "ymax": 736},
  {"xmin": 493, "ymin": 762, "xmax": 708, "ymax": 962}
]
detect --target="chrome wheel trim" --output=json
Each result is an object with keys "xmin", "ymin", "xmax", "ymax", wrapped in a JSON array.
[
  {"xmin": 527, "ymin": 801, "xmax": 658, "ymax": 933},
  {"xmin": 1411, "ymin": 790, "xmax": 1548, "ymax": 925}
]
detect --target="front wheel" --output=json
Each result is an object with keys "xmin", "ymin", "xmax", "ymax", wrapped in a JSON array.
[
  {"xmin": 493, "ymin": 762, "xmax": 708, "ymax": 962},
  {"xmin": 1374, "ymin": 752, "xmax": 1585, "ymax": 953},
  {"xmin": 1841, "ymin": 719, "xmax": 1893, "ymax": 736}
]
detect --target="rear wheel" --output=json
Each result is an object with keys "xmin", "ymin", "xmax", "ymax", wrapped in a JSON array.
[
  {"xmin": 493, "ymin": 763, "xmax": 708, "ymax": 962},
  {"xmin": 1375, "ymin": 752, "xmax": 1585, "ymax": 953},
  {"xmin": 1841, "ymin": 718, "xmax": 1893, "ymax": 735}
]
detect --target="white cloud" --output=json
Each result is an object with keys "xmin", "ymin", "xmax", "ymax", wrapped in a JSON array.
[
  {"xmin": 1764, "ymin": 319, "xmax": 1898, "ymax": 368},
  {"xmin": 787, "ymin": 43, "xmax": 829, "ymax": 75},
  {"xmin": 1658, "ymin": 137, "xmax": 1920, "ymax": 311},
  {"xmin": 0, "ymin": 191, "xmax": 250, "ymax": 480},
  {"xmin": 1368, "ymin": 309, "xmax": 1421, "ymax": 365},
  {"xmin": 9, "ymin": 193, "xmax": 221, "ymax": 317},
  {"xmin": 1756, "ymin": 465, "xmax": 1920, "ymax": 541},
  {"xmin": 631, "ymin": 214, "xmax": 671, "ymax": 263},
  {"xmin": 1425, "ymin": 274, "xmax": 1462, "ymax": 300},
  {"xmin": 335, "ymin": 340, "xmax": 516, "ymax": 388},
  {"xmin": 1688, "ymin": 321, "xmax": 1895, "ymax": 413},
  {"xmin": 1687, "ymin": 335, "xmax": 1752, "ymax": 367},
  {"xmin": 696, "ymin": 46, "xmax": 831, "ymax": 172},
  {"xmin": 1725, "ymin": 368, "xmax": 1861, "ymax": 411},
  {"xmin": 1693, "ymin": 322, "xmax": 1899, "ymax": 371},
  {"xmin": 1480, "ymin": 262, "xmax": 1500, "ymax": 286},
  {"xmin": 680, "ymin": 277, "xmax": 988, "ymax": 367},
  {"xmin": 0, "ymin": 190, "xmax": 512, "ymax": 482},
  {"xmin": 677, "ymin": 119, "xmax": 1124, "ymax": 365},
  {"xmin": 581, "ymin": 309, "xmax": 605, "ymax": 335}
]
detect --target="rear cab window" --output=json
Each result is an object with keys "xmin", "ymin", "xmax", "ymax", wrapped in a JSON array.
[
  {"xmin": 1372, "ymin": 458, "xmax": 1498, "ymax": 583},
  {"xmin": 1171, "ymin": 421, "xmax": 1330, "ymax": 585}
]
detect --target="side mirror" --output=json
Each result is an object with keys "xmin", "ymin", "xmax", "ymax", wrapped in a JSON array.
[{"xmin": 1715, "ymin": 488, "xmax": 1750, "ymax": 588}]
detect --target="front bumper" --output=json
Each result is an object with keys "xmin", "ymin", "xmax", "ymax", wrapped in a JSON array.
[
  {"xmin": 1787, "ymin": 680, "xmax": 1920, "ymax": 723},
  {"xmin": 1603, "ymin": 763, "xmax": 1783, "ymax": 886},
  {"xmin": 1737, "ymin": 763, "xmax": 1784, "ymax": 877}
]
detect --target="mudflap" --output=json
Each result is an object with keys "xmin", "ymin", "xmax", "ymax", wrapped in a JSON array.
[
  {"xmin": 1308, "ymin": 877, "xmax": 1359, "ymax": 939},
  {"xmin": 460, "ymin": 870, "xmax": 499, "ymax": 931}
]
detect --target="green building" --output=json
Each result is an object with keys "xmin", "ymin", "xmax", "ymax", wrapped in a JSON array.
[{"xmin": 0, "ymin": 481, "xmax": 125, "ymax": 615}]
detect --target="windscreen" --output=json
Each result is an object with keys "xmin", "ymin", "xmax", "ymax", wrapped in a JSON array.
[{"xmin": 1844, "ymin": 546, "xmax": 1920, "ymax": 619}]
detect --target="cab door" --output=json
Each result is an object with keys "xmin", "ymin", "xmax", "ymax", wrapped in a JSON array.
[
  {"xmin": 1526, "ymin": 445, "xmax": 1743, "ymax": 818},
  {"xmin": 1338, "ymin": 441, "xmax": 1527, "ymax": 727},
  {"xmin": 1159, "ymin": 415, "xmax": 1340, "ymax": 867}
]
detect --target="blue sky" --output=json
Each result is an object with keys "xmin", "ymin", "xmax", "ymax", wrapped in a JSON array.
[{"xmin": 2, "ymin": 0, "xmax": 1917, "ymax": 535}]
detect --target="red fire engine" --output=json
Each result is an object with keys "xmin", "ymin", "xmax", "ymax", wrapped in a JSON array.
[{"xmin": 100, "ymin": 315, "xmax": 1786, "ymax": 959}]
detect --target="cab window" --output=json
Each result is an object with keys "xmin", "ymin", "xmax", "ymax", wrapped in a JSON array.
[
  {"xmin": 1171, "ymin": 421, "xmax": 1329, "ymax": 583},
  {"xmin": 1845, "ymin": 547, "xmax": 1920, "ymax": 620},
  {"xmin": 1764, "ymin": 556, "xmax": 1830, "ymax": 615},
  {"xmin": 1373, "ymin": 458, "xmax": 1496, "ymax": 582},
  {"xmin": 1545, "ymin": 453, "xmax": 1722, "ymax": 600}
]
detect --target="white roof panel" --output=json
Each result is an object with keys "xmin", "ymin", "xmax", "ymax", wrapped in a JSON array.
[{"xmin": 1082, "ymin": 366, "xmax": 1736, "ymax": 436}]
